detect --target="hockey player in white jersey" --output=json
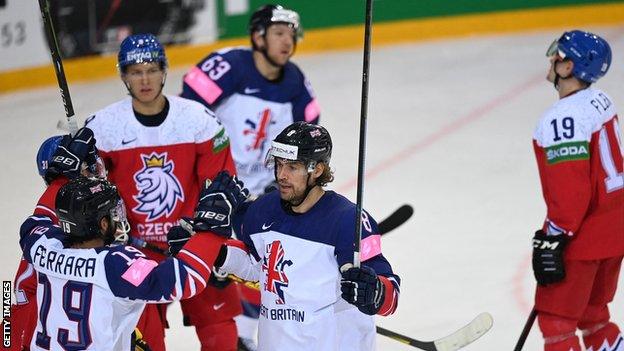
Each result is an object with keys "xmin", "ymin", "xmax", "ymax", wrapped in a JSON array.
[
  {"xmin": 181, "ymin": 5, "xmax": 321, "ymax": 348},
  {"xmin": 19, "ymin": 171, "xmax": 248, "ymax": 351},
  {"xmin": 210, "ymin": 122, "xmax": 401, "ymax": 350}
]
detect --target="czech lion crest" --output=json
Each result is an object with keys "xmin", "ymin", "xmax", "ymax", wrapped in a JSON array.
[{"xmin": 133, "ymin": 152, "xmax": 184, "ymax": 220}]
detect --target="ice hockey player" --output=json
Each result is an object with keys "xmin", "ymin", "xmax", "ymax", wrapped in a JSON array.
[
  {"xmin": 181, "ymin": 6, "xmax": 321, "ymax": 347},
  {"xmin": 198, "ymin": 122, "xmax": 400, "ymax": 350},
  {"xmin": 531, "ymin": 30, "xmax": 623, "ymax": 351},
  {"xmin": 19, "ymin": 171, "xmax": 247, "ymax": 350},
  {"xmin": 181, "ymin": 4, "xmax": 320, "ymax": 197},
  {"xmin": 6, "ymin": 128, "xmax": 103, "ymax": 351},
  {"xmin": 86, "ymin": 33, "xmax": 240, "ymax": 350}
]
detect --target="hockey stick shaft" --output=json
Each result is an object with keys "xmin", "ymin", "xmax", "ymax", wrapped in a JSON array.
[
  {"xmin": 37, "ymin": 0, "xmax": 79, "ymax": 136},
  {"xmin": 513, "ymin": 308, "xmax": 537, "ymax": 351},
  {"xmin": 353, "ymin": 0, "xmax": 374, "ymax": 268}
]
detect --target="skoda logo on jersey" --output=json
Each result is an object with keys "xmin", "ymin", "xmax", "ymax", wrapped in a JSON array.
[
  {"xmin": 244, "ymin": 109, "xmax": 275, "ymax": 156},
  {"xmin": 133, "ymin": 152, "xmax": 184, "ymax": 221},
  {"xmin": 262, "ymin": 240, "xmax": 292, "ymax": 304}
]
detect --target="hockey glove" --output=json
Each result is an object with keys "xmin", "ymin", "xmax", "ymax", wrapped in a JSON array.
[
  {"xmin": 194, "ymin": 171, "xmax": 249, "ymax": 237},
  {"xmin": 340, "ymin": 265, "xmax": 386, "ymax": 315},
  {"xmin": 45, "ymin": 127, "xmax": 99, "ymax": 183},
  {"xmin": 532, "ymin": 230, "xmax": 568, "ymax": 286},
  {"xmin": 166, "ymin": 218, "xmax": 194, "ymax": 256}
]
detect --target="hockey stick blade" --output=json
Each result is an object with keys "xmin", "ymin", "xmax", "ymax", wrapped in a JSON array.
[
  {"xmin": 378, "ymin": 204, "xmax": 414, "ymax": 235},
  {"xmin": 376, "ymin": 312, "xmax": 493, "ymax": 351}
]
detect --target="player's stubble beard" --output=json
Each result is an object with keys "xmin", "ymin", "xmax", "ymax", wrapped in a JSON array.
[{"xmin": 278, "ymin": 175, "xmax": 313, "ymax": 207}]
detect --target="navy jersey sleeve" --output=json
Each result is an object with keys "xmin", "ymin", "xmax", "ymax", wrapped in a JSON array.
[
  {"xmin": 334, "ymin": 209, "xmax": 401, "ymax": 286},
  {"xmin": 289, "ymin": 65, "xmax": 320, "ymax": 124},
  {"xmin": 104, "ymin": 231, "xmax": 227, "ymax": 302},
  {"xmin": 334, "ymin": 208, "xmax": 401, "ymax": 316},
  {"xmin": 181, "ymin": 50, "xmax": 242, "ymax": 108},
  {"xmin": 104, "ymin": 246, "xmax": 196, "ymax": 302},
  {"xmin": 20, "ymin": 215, "xmax": 66, "ymax": 263}
]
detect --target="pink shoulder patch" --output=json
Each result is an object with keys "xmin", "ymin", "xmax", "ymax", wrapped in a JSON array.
[
  {"xmin": 360, "ymin": 234, "xmax": 382, "ymax": 261},
  {"xmin": 121, "ymin": 258, "xmax": 158, "ymax": 287},
  {"xmin": 304, "ymin": 98, "xmax": 320, "ymax": 122},
  {"xmin": 184, "ymin": 66, "xmax": 223, "ymax": 105}
]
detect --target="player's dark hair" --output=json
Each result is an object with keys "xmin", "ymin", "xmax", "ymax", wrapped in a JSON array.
[{"xmin": 315, "ymin": 162, "xmax": 334, "ymax": 187}]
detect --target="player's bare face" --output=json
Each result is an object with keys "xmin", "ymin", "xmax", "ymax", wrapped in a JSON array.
[
  {"xmin": 264, "ymin": 24, "xmax": 295, "ymax": 66},
  {"xmin": 123, "ymin": 63, "xmax": 164, "ymax": 103},
  {"xmin": 275, "ymin": 159, "xmax": 309, "ymax": 204},
  {"xmin": 546, "ymin": 54, "xmax": 558, "ymax": 83}
]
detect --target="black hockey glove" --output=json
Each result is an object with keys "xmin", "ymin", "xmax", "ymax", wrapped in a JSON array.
[
  {"xmin": 340, "ymin": 265, "xmax": 386, "ymax": 315},
  {"xmin": 194, "ymin": 171, "xmax": 249, "ymax": 237},
  {"xmin": 45, "ymin": 127, "xmax": 99, "ymax": 183},
  {"xmin": 532, "ymin": 230, "xmax": 568, "ymax": 286},
  {"xmin": 166, "ymin": 218, "xmax": 194, "ymax": 256}
]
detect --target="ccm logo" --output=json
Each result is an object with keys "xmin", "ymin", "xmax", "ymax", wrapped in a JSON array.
[{"xmin": 532, "ymin": 239, "xmax": 560, "ymax": 250}]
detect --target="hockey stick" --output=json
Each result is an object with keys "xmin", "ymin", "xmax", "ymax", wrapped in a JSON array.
[
  {"xmin": 377, "ymin": 312, "xmax": 494, "ymax": 351},
  {"xmin": 378, "ymin": 204, "xmax": 413, "ymax": 235},
  {"xmin": 37, "ymin": 0, "xmax": 79, "ymax": 135},
  {"xmin": 513, "ymin": 308, "xmax": 537, "ymax": 351},
  {"xmin": 353, "ymin": 0, "xmax": 375, "ymax": 268},
  {"xmin": 130, "ymin": 203, "xmax": 413, "ymax": 257}
]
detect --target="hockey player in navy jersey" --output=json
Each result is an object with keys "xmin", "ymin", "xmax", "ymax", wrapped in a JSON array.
[
  {"xmin": 181, "ymin": 4, "xmax": 320, "ymax": 197},
  {"xmin": 181, "ymin": 5, "xmax": 321, "ymax": 348},
  {"xmin": 210, "ymin": 122, "xmax": 401, "ymax": 350},
  {"xmin": 19, "ymin": 171, "xmax": 247, "ymax": 351}
]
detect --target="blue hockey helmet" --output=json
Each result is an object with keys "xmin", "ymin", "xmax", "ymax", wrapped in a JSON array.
[
  {"xmin": 36, "ymin": 135, "xmax": 63, "ymax": 179},
  {"xmin": 117, "ymin": 34, "xmax": 168, "ymax": 73},
  {"xmin": 547, "ymin": 30, "xmax": 611, "ymax": 83}
]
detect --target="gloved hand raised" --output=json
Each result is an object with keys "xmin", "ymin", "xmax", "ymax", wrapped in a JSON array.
[
  {"xmin": 193, "ymin": 171, "xmax": 249, "ymax": 237},
  {"xmin": 340, "ymin": 265, "xmax": 386, "ymax": 316},
  {"xmin": 45, "ymin": 127, "xmax": 99, "ymax": 183},
  {"xmin": 166, "ymin": 218, "xmax": 194, "ymax": 256}
]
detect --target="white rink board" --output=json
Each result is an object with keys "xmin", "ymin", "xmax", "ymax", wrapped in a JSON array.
[{"xmin": 0, "ymin": 27, "xmax": 622, "ymax": 350}]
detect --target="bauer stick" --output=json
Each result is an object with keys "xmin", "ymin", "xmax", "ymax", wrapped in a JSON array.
[
  {"xmin": 353, "ymin": 0, "xmax": 375, "ymax": 268},
  {"xmin": 37, "ymin": 0, "xmax": 79, "ymax": 135}
]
